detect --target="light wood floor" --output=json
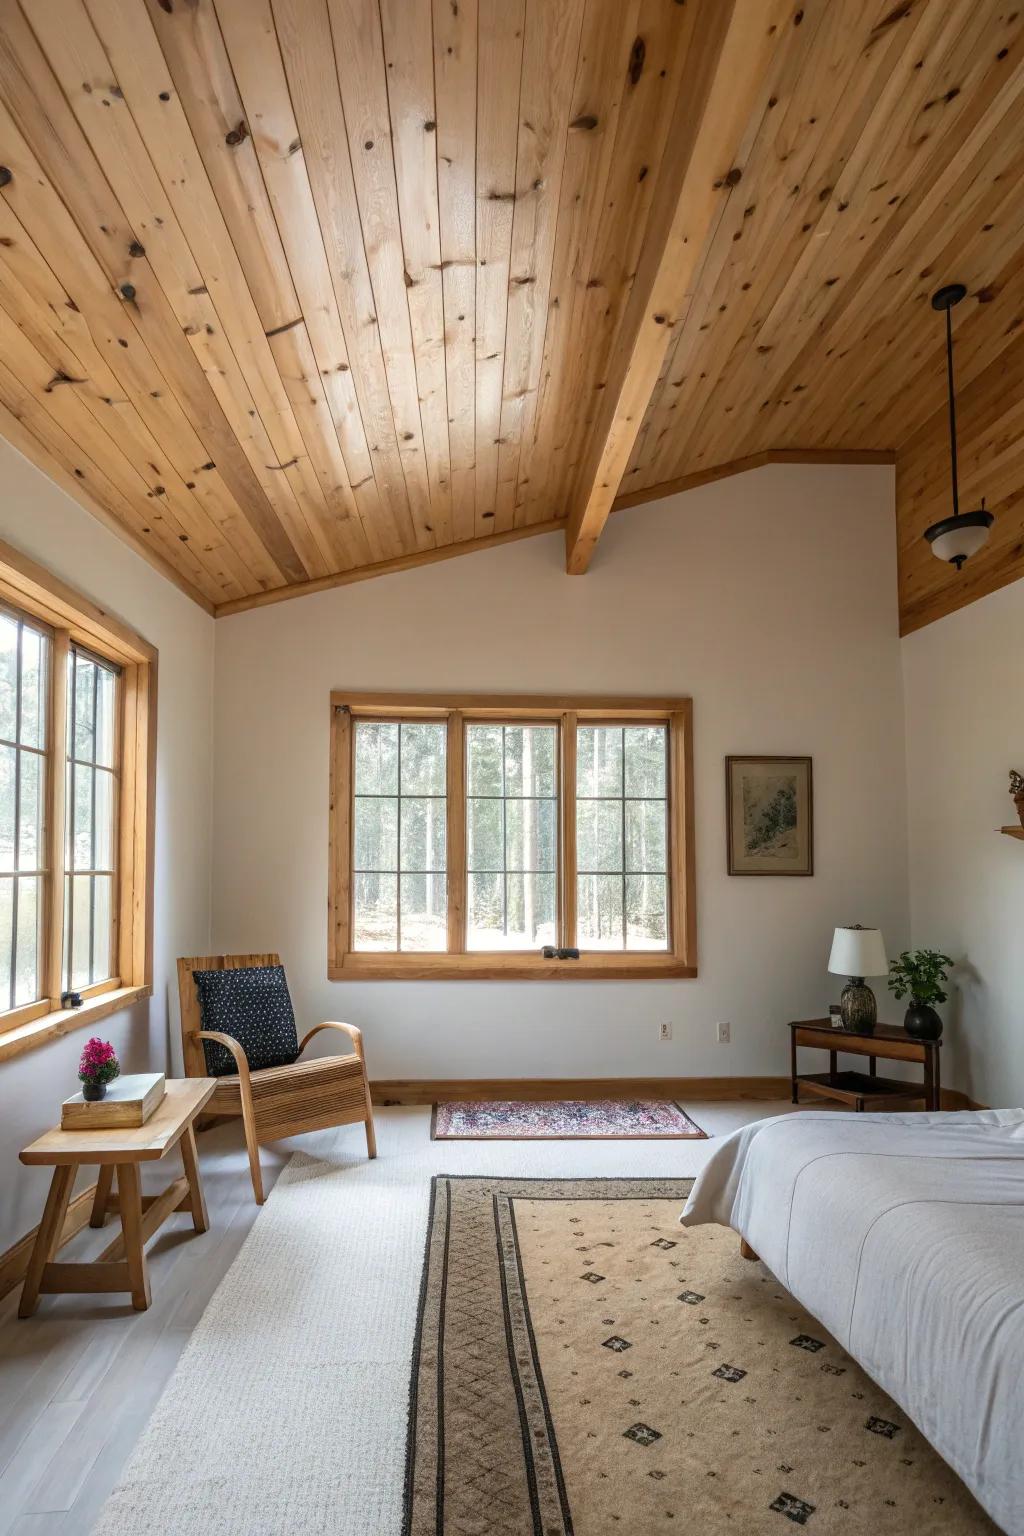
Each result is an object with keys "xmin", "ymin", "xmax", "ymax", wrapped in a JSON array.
[{"xmin": 0, "ymin": 1100, "xmax": 798, "ymax": 1534}]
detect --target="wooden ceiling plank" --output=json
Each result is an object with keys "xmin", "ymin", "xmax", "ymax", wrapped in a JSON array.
[
  {"xmin": 22, "ymin": 0, "xmax": 339, "ymax": 582},
  {"xmin": 140, "ymin": 0, "xmax": 386, "ymax": 566},
  {"xmin": 564, "ymin": 0, "xmax": 792, "ymax": 575},
  {"xmin": 0, "ymin": 390, "xmax": 216, "ymax": 611},
  {"xmin": 762, "ymin": 15, "xmax": 1024, "ymax": 456},
  {"xmin": 0, "ymin": 2, "xmax": 311, "ymax": 588},
  {"xmin": 321, "ymin": 0, "xmax": 438, "ymax": 551},
  {"xmin": 516, "ymin": 0, "xmax": 644, "ymax": 529},
  {"xmin": 379, "ymin": 0, "xmax": 454, "ymax": 547},
  {"xmin": 490, "ymin": 0, "xmax": 585, "ymax": 534},
  {"xmin": 689, "ymin": 0, "xmax": 1019, "ymax": 472},
  {"xmin": 0, "ymin": 122, "xmax": 288, "ymax": 597},
  {"xmin": 577, "ymin": 0, "xmax": 721, "ymax": 502},
  {"xmin": 540, "ymin": 0, "xmax": 699, "ymax": 525},
  {"xmin": 0, "ymin": 189, "xmax": 284, "ymax": 593},
  {"xmin": 267, "ymin": 0, "xmax": 418, "ymax": 562},
  {"xmin": 473, "ymin": 0, "xmax": 526, "ymax": 536},
  {"xmin": 627, "ymin": 0, "xmax": 854, "ymax": 489},
  {"xmin": 898, "ymin": 376, "xmax": 1024, "ymax": 637},
  {"xmin": 0, "ymin": 341, "xmax": 230, "ymax": 601},
  {"xmin": 0, "ymin": 250, "xmax": 261, "ymax": 598},
  {"xmin": 823, "ymin": 133, "xmax": 1024, "ymax": 452},
  {"xmin": 30, "ymin": 0, "xmax": 350, "ymax": 580},
  {"xmin": 676, "ymin": 0, "xmax": 978, "ymax": 474},
  {"xmin": 203, "ymin": 0, "xmax": 407, "ymax": 561},
  {"xmin": 82, "ymin": 0, "xmax": 371, "ymax": 577},
  {"xmin": 431, "ymin": 0, "xmax": 478, "ymax": 546}
]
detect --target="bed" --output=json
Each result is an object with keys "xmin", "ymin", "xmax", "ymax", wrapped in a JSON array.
[{"xmin": 681, "ymin": 1107, "xmax": 1024, "ymax": 1534}]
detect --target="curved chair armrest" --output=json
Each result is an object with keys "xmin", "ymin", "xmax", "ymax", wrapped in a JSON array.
[
  {"xmin": 298, "ymin": 1020, "xmax": 364, "ymax": 1059},
  {"xmin": 193, "ymin": 1029, "xmax": 252, "ymax": 1083}
]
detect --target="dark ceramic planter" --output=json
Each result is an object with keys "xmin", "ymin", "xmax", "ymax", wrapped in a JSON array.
[
  {"xmin": 81, "ymin": 1079, "xmax": 107, "ymax": 1102},
  {"xmin": 904, "ymin": 1002, "xmax": 942, "ymax": 1041}
]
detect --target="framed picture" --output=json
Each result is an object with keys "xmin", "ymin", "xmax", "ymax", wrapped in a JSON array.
[{"xmin": 726, "ymin": 756, "xmax": 813, "ymax": 876}]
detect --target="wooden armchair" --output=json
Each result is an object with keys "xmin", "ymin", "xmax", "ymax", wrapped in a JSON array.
[{"xmin": 177, "ymin": 952, "xmax": 376, "ymax": 1204}]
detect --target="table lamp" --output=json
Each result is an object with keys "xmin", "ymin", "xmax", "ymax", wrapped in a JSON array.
[{"xmin": 828, "ymin": 925, "xmax": 888, "ymax": 1033}]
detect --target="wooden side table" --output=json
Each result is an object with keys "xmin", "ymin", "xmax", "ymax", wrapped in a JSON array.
[
  {"xmin": 789, "ymin": 1019, "xmax": 941, "ymax": 1112},
  {"xmin": 18, "ymin": 1077, "xmax": 216, "ymax": 1317}
]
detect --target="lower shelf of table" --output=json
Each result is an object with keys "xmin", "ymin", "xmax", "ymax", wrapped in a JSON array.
[{"xmin": 795, "ymin": 1070, "xmax": 928, "ymax": 1106}]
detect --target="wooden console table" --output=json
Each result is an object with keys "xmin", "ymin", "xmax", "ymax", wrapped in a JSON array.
[
  {"xmin": 789, "ymin": 1019, "xmax": 941, "ymax": 1112},
  {"xmin": 18, "ymin": 1077, "xmax": 216, "ymax": 1317}
]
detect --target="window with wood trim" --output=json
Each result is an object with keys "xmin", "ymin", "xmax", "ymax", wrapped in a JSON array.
[
  {"xmin": 0, "ymin": 538, "xmax": 156, "ymax": 1055},
  {"xmin": 329, "ymin": 693, "xmax": 695, "ymax": 980}
]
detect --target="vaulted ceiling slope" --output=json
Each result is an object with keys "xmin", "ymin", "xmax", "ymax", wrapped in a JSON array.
[{"xmin": 0, "ymin": 0, "xmax": 1020, "ymax": 632}]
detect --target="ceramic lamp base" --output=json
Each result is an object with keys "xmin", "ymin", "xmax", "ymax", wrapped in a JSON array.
[{"xmin": 840, "ymin": 978, "xmax": 877, "ymax": 1033}]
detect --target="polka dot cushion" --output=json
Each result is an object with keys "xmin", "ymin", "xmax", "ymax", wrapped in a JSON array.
[{"xmin": 193, "ymin": 965, "xmax": 300, "ymax": 1077}]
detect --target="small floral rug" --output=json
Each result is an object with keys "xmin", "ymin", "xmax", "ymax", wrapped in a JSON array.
[
  {"xmin": 403, "ymin": 1177, "xmax": 996, "ymax": 1534},
  {"xmin": 430, "ymin": 1099, "xmax": 707, "ymax": 1140}
]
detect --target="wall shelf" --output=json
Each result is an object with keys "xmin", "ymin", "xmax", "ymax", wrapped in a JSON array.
[{"xmin": 999, "ymin": 826, "xmax": 1024, "ymax": 840}]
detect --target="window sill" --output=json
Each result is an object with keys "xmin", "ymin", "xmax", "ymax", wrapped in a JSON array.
[
  {"xmin": 329, "ymin": 955, "xmax": 696, "ymax": 981},
  {"xmin": 0, "ymin": 985, "xmax": 152, "ymax": 1064}
]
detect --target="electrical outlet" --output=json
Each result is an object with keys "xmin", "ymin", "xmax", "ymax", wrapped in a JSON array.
[
  {"xmin": 716, "ymin": 1021, "xmax": 731, "ymax": 1044},
  {"xmin": 659, "ymin": 1021, "xmax": 672, "ymax": 1042}
]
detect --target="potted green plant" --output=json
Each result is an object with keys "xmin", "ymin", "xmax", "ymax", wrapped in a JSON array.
[{"xmin": 886, "ymin": 949, "xmax": 954, "ymax": 1041}]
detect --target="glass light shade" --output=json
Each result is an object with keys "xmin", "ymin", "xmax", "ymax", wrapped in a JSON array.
[
  {"xmin": 828, "ymin": 925, "xmax": 888, "ymax": 978},
  {"xmin": 924, "ymin": 509, "xmax": 993, "ymax": 565}
]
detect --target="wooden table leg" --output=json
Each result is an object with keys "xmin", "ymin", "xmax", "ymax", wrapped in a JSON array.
[
  {"xmin": 19, "ymin": 1164, "xmax": 77, "ymax": 1319},
  {"xmin": 178, "ymin": 1124, "xmax": 209, "ymax": 1234},
  {"xmin": 116, "ymin": 1163, "xmax": 151, "ymax": 1312},
  {"xmin": 932, "ymin": 1046, "xmax": 941, "ymax": 1111},
  {"xmin": 90, "ymin": 1165, "xmax": 115, "ymax": 1228},
  {"xmin": 790, "ymin": 1030, "xmax": 799, "ymax": 1104}
]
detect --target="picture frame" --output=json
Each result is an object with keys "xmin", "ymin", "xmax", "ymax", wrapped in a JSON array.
[{"xmin": 726, "ymin": 756, "xmax": 813, "ymax": 876}]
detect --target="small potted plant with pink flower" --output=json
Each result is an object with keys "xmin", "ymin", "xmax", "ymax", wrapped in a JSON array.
[{"xmin": 78, "ymin": 1037, "xmax": 120, "ymax": 1102}]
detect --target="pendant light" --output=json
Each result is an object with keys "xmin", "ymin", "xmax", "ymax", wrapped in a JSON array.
[{"xmin": 923, "ymin": 284, "xmax": 993, "ymax": 569}]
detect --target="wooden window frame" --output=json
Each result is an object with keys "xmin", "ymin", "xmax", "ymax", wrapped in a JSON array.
[
  {"xmin": 0, "ymin": 537, "xmax": 156, "ymax": 1063},
  {"xmin": 329, "ymin": 691, "xmax": 696, "ymax": 981}
]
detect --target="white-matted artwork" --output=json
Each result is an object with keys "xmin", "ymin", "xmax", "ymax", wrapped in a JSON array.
[{"xmin": 726, "ymin": 756, "xmax": 813, "ymax": 876}]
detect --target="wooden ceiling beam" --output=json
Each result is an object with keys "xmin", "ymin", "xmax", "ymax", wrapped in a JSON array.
[{"xmin": 562, "ymin": 0, "xmax": 791, "ymax": 576}]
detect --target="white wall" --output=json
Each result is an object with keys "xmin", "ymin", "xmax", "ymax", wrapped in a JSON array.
[
  {"xmin": 902, "ymin": 579, "xmax": 1024, "ymax": 1108},
  {"xmin": 0, "ymin": 440, "xmax": 215, "ymax": 1255},
  {"xmin": 212, "ymin": 463, "xmax": 910, "ymax": 1082}
]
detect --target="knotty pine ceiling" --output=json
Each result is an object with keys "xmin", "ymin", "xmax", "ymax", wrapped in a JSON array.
[{"xmin": 0, "ymin": 0, "xmax": 1021, "ymax": 630}]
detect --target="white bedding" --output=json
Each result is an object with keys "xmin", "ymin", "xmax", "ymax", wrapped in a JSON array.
[{"xmin": 681, "ymin": 1108, "xmax": 1024, "ymax": 1534}]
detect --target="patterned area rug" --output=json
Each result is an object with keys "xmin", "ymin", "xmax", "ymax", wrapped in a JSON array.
[
  {"xmin": 404, "ymin": 1177, "xmax": 996, "ymax": 1534},
  {"xmin": 430, "ymin": 1099, "xmax": 707, "ymax": 1140}
]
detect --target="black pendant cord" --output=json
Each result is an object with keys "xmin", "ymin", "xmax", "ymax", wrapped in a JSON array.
[{"xmin": 944, "ymin": 302, "xmax": 960, "ymax": 520}]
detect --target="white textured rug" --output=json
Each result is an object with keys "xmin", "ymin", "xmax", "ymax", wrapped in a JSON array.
[{"xmin": 91, "ymin": 1105, "xmax": 754, "ymax": 1536}]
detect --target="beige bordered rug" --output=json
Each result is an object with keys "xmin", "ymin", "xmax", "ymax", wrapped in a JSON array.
[{"xmin": 404, "ymin": 1177, "xmax": 996, "ymax": 1534}]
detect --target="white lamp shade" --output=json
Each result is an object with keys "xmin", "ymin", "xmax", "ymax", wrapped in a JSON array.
[
  {"xmin": 828, "ymin": 925, "xmax": 888, "ymax": 978},
  {"xmin": 928, "ymin": 520, "xmax": 991, "ymax": 564}
]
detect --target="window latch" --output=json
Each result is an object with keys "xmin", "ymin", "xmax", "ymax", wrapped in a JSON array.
[{"xmin": 541, "ymin": 946, "xmax": 580, "ymax": 961}]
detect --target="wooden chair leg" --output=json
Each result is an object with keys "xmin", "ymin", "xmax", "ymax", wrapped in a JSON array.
[
  {"xmin": 19, "ymin": 1164, "xmax": 78, "ymax": 1319},
  {"xmin": 116, "ymin": 1162, "xmax": 151, "ymax": 1311},
  {"xmin": 179, "ymin": 1124, "xmax": 209, "ymax": 1233},
  {"xmin": 238, "ymin": 1085, "xmax": 265, "ymax": 1205},
  {"xmin": 90, "ymin": 1164, "xmax": 115, "ymax": 1228},
  {"xmin": 362, "ymin": 1072, "xmax": 377, "ymax": 1160},
  {"xmin": 739, "ymin": 1238, "xmax": 760, "ymax": 1262}
]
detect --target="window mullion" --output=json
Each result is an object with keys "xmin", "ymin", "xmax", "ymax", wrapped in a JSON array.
[
  {"xmin": 44, "ymin": 630, "xmax": 70, "ymax": 1009},
  {"xmin": 561, "ymin": 711, "xmax": 577, "ymax": 950},
  {"xmin": 446, "ymin": 710, "xmax": 466, "ymax": 954}
]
